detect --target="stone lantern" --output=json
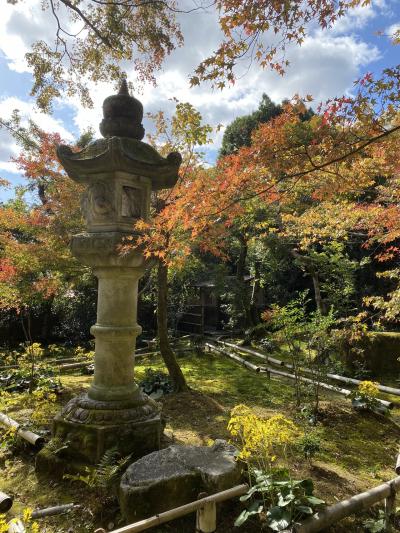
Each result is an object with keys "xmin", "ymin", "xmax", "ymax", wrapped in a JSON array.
[{"xmin": 36, "ymin": 80, "xmax": 181, "ymax": 474}]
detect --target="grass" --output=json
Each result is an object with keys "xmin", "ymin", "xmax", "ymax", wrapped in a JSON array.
[{"xmin": 1, "ymin": 348, "xmax": 400, "ymax": 532}]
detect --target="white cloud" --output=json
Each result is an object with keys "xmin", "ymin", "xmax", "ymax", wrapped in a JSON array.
[
  {"xmin": 0, "ymin": 97, "xmax": 73, "ymax": 177},
  {"xmin": 65, "ymin": 31, "xmax": 380, "ymax": 153},
  {"xmin": 0, "ymin": 161, "xmax": 19, "ymax": 175},
  {"xmin": 386, "ymin": 22, "xmax": 400, "ymax": 35},
  {"xmin": 0, "ymin": 0, "xmax": 79, "ymax": 73}
]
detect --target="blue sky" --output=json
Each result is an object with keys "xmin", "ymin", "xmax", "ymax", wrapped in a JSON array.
[{"xmin": 0, "ymin": 0, "xmax": 399, "ymax": 201}]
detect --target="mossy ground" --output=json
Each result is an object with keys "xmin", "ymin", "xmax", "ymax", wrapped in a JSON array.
[{"xmin": 1, "ymin": 348, "xmax": 400, "ymax": 532}]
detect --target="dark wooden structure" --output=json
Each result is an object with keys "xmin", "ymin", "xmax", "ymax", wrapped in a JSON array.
[{"xmin": 176, "ymin": 277, "xmax": 265, "ymax": 335}]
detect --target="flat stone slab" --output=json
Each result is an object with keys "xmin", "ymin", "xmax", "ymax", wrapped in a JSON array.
[{"xmin": 119, "ymin": 440, "xmax": 241, "ymax": 522}]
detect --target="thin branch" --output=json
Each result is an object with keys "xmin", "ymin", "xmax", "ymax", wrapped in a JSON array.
[
  {"xmin": 89, "ymin": 0, "xmax": 216, "ymax": 13},
  {"xmin": 0, "ymin": 119, "xmax": 40, "ymax": 152},
  {"xmin": 58, "ymin": 0, "xmax": 114, "ymax": 49}
]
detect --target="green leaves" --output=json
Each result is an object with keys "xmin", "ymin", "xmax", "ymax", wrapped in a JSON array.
[
  {"xmin": 234, "ymin": 470, "xmax": 325, "ymax": 529},
  {"xmin": 234, "ymin": 501, "xmax": 263, "ymax": 526},
  {"xmin": 267, "ymin": 506, "xmax": 291, "ymax": 531}
]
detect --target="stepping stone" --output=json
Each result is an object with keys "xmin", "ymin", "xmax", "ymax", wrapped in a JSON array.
[{"xmin": 119, "ymin": 440, "xmax": 241, "ymax": 522}]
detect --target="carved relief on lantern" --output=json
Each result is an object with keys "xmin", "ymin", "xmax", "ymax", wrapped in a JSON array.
[
  {"xmin": 81, "ymin": 180, "xmax": 115, "ymax": 227},
  {"xmin": 79, "ymin": 172, "xmax": 151, "ymax": 233}
]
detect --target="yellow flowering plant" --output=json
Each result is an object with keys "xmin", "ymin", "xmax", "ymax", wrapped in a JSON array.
[
  {"xmin": 29, "ymin": 389, "xmax": 58, "ymax": 426},
  {"xmin": 358, "ymin": 380, "xmax": 379, "ymax": 398},
  {"xmin": 228, "ymin": 405, "xmax": 300, "ymax": 466},
  {"xmin": 0, "ymin": 514, "xmax": 8, "ymax": 533},
  {"xmin": 0, "ymin": 509, "xmax": 39, "ymax": 533},
  {"xmin": 351, "ymin": 380, "xmax": 387, "ymax": 415},
  {"xmin": 228, "ymin": 405, "xmax": 325, "ymax": 530}
]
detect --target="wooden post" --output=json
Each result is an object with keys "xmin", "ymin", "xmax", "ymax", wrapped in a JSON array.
[
  {"xmin": 196, "ymin": 492, "xmax": 216, "ymax": 533},
  {"xmin": 384, "ymin": 480, "xmax": 396, "ymax": 532},
  {"xmin": 395, "ymin": 452, "xmax": 400, "ymax": 475}
]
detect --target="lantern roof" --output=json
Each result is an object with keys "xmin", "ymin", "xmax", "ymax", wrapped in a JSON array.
[{"xmin": 57, "ymin": 79, "xmax": 182, "ymax": 190}]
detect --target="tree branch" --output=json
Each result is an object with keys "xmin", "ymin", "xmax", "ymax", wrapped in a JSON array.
[{"xmin": 58, "ymin": 0, "xmax": 114, "ymax": 49}]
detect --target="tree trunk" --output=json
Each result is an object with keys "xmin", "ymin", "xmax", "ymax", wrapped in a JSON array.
[
  {"xmin": 310, "ymin": 270, "xmax": 326, "ymax": 315},
  {"xmin": 157, "ymin": 260, "xmax": 189, "ymax": 392},
  {"xmin": 291, "ymin": 249, "xmax": 327, "ymax": 315},
  {"xmin": 236, "ymin": 235, "xmax": 248, "ymax": 281},
  {"xmin": 236, "ymin": 234, "xmax": 255, "ymax": 328},
  {"xmin": 250, "ymin": 261, "xmax": 261, "ymax": 324}
]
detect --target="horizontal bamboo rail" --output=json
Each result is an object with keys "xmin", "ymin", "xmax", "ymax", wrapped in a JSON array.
[
  {"xmin": 205, "ymin": 343, "xmax": 261, "ymax": 372},
  {"xmin": 215, "ymin": 339, "xmax": 285, "ymax": 367},
  {"xmin": 208, "ymin": 342, "xmax": 393, "ymax": 409},
  {"xmin": 95, "ymin": 484, "xmax": 248, "ymax": 533},
  {"xmin": 58, "ymin": 362, "xmax": 92, "ymax": 371},
  {"xmin": 321, "ymin": 373, "xmax": 400, "ymax": 397},
  {"xmin": 260, "ymin": 367, "xmax": 393, "ymax": 409},
  {"xmin": 236, "ymin": 341, "xmax": 400, "ymax": 398},
  {"xmin": 294, "ymin": 476, "xmax": 400, "ymax": 533},
  {"xmin": 0, "ymin": 412, "xmax": 44, "ymax": 447}
]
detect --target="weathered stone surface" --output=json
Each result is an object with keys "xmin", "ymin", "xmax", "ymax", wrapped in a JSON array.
[
  {"xmin": 38, "ymin": 80, "xmax": 182, "ymax": 480},
  {"xmin": 119, "ymin": 440, "xmax": 242, "ymax": 522},
  {"xmin": 36, "ymin": 411, "xmax": 163, "ymax": 476}
]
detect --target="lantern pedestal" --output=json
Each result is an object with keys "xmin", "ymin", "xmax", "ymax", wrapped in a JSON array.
[{"xmin": 37, "ymin": 234, "xmax": 162, "ymax": 475}]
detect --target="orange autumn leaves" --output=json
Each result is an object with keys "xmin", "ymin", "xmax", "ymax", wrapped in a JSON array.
[{"xmin": 0, "ymin": 131, "xmax": 83, "ymax": 311}]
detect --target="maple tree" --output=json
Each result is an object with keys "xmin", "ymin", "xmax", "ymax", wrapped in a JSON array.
[
  {"xmin": 0, "ymin": 126, "xmax": 84, "ymax": 341},
  {"xmin": 147, "ymin": 65, "xmax": 400, "ymax": 327}
]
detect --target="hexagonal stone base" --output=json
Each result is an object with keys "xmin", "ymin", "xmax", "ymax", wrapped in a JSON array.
[
  {"xmin": 35, "ymin": 400, "xmax": 163, "ymax": 479},
  {"xmin": 36, "ymin": 416, "xmax": 162, "ymax": 479},
  {"xmin": 119, "ymin": 440, "xmax": 241, "ymax": 522}
]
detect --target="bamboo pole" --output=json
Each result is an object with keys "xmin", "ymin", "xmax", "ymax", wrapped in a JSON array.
[
  {"xmin": 206, "ymin": 343, "xmax": 262, "ymax": 372},
  {"xmin": 209, "ymin": 342, "xmax": 393, "ymax": 409},
  {"xmin": 1, "ymin": 358, "xmax": 86, "ymax": 371},
  {"xmin": 294, "ymin": 477, "xmax": 400, "ymax": 533},
  {"xmin": 0, "ymin": 412, "xmax": 44, "ymax": 447},
  {"xmin": 94, "ymin": 484, "xmax": 248, "ymax": 533},
  {"xmin": 135, "ymin": 352, "xmax": 159, "ymax": 358},
  {"xmin": 135, "ymin": 346, "xmax": 153, "ymax": 354},
  {"xmin": 247, "ymin": 342, "xmax": 400, "ymax": 397},
  {"xmin": 260, "ymin": 368, "xmax": 393, "ymax": 409},
  {"xmin": 59, "ymin": 362, "xmax": 92, "ymax": 371},
  {"xmin": 49, "ymin": 357, "xmax": 86, "ymax": 365},
  {"xmin": 0, "ymin": 492, "xmax": 13, "ymax": 513},
  {"xmin": 216, "ymin": 340, "xmax": 285, "ymax": 367},
  {"xmin": 32, "ymin": 503, "xmax": 80, "ymax": 519},
  {"xmin": 320, "ymin": 373, "xmax": 400, "ymax": 397},
  {"xmin": 263, "ymin": 367, "xmax": 352, "ymax": 396}
]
